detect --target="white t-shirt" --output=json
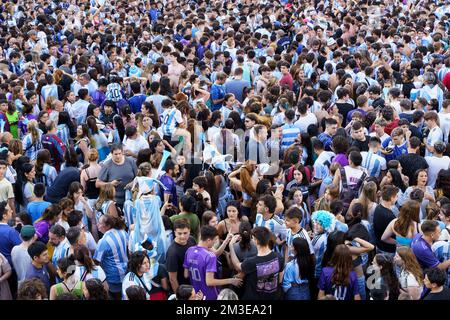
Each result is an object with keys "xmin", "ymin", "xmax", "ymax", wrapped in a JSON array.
[
  {"xmin": 369, "ymin": 132, "xmax": 391, "ymax": 145},
  {"xmin": 425, "ymin": 156, "xmax": 450, "ymax": 188},
  {"xmin": 343, "ymin": 166, "xmax": 366, "ymax": 188},
  {"xmin": 123, "ymin": 135, "xmax": 150, "ymax": 156},
  {"xmin": 426, "ymin": 126, "xmax": 444, "ymax": 157},
  {"xmin": 294, "ymin": 113, "xmax": 318, "ymax": 133},
  {"xmin": 399, "ymin": 269, "xmax": 422, "ymax": 298},
  {"xmin": 438, "ymin": 112, "xmax": 450, "ymax": 143}
]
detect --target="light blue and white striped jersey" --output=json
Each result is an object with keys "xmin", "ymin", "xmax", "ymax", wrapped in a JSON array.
[
  {"xmin": 93, "ymin": 228, "xmax": 129, "ymax": 286},
  {"xmin": 312, "ymin": 232, "xmax": 328, "ymax": 278},
  {"xmin": 286, "ymin": 227, "xmax": 314, "ymax": 258},
  {"xmin": 123, "ymin": 191, "xmax": 135, "ymax": 228},
  {"xmin": 122, "ymin": 271, "xmax": 152, "ymax": 300},
  {"xmin": 74, "ymin": 265, "xmax": 107, "ymax": 283},
  {"xmin": 282, "ymin": 259, "xmax": 309, "ymax": 292},
  {"xmin": 432, "ymin": 240, "xmax": 450, "ymax": 287},
  {"xmin": 254, "ymin": 213, "xmax": 287, "ymax": 240},
  {"xmin": 42, "ymin": 163, "xmax": 57, "ymax": 187},
  {"xmin": 105, "ymin": 83, "xmax": 123, "ymax": 102},
  {"xmin": 57, "ymin": 124, "xmax": 70, "ymax": 146},
  {"xmin": 361, "ymin": 151, "xmax": 387, "ymax": 178},
  {"xmin": 314, "ymin": 151, "xmax": 335, "ymax": 180},
  {"xmin": 438, "ymin": 66, "xmax": 450, "ymax": 81},
  {"xmin": 160, "ymin": 107, "xmax": 183, "ymax": 136},
  {"xmin": 52, "ymin": 238, "xmax": 70, "ymax": 268},
  {"xmin": 281, "ymin": 123, "xmax": 300, "ymax": 149},
  {"xmin": 22, "ymin": 130, "xmax": 43, "ymax": 161},
  {"xmin": 419, "ymin": 84, "xmax": 444, "ymax": 111},
  {"xmin": 41, "ymin": 84, "xmax": 59, "ymax": 102}
]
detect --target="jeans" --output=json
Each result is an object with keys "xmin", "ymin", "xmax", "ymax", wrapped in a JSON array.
[
  {"xmin": 357, "ymin": 275, "xmax": 367, "ymax": 300},
  {"xmin": 285, "ymin": 284, "xmax": 311, "ymax": 300}
]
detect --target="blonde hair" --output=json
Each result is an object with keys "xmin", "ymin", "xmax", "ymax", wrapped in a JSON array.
[
  {"xmin": 87, "ymin": 148, "xmax": 99, "ymax": 162},
  {"xmin": 95, "ymin": 183, "xmax": 115, "ymax": 211},
  {"xmin": 27, "ymin": 120, "xmax": 40, "ymax": 146}
]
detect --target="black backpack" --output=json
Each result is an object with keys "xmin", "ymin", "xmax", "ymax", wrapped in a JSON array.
[{"xmin": 339, "ymin": 167, "xmax": 367, "ymax": 215}]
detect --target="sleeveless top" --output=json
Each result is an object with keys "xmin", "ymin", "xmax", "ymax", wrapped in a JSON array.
[
  {"xmin": 54, "ymin": 280, "xmax": 83, "ymax": 299},
  {"xmin": 84, "ymin": 167, "xmax": 100, "ymax": 199},
  {"xmin": 395, "ymin": 223, "xmax": 419, "ymax": 248}
]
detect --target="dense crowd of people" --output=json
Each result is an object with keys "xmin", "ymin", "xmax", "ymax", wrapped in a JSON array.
[{"xmin": 0, "ymin": 0, "xmax": 449, "ymax": 301}]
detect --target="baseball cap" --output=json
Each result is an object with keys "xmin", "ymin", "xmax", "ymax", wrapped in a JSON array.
[{"xmin": 21, "ymin": 225, "xmax": 36, "ymax": 241}]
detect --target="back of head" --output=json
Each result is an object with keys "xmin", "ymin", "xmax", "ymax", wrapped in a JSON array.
[{"xmin": 176, "ymin": 285, "xmax": 194, "ymax": 300}]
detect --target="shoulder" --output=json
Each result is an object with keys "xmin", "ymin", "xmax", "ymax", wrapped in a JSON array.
[{"xmin": 272, "ymin": 215, "xmax": 284, "ymax": 226}]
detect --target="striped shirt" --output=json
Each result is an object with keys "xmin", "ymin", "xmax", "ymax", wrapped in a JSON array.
[
  {"xmin": 57, "ymin": 124, "xmax": 70, "ymax": 146},
  {"xmin": 93, "ymin": 228, "xmax": 129, "ymax": 287},
  {"xmin": 286, "ymin": 227, "xmax": 314, "ymax": 258},
  {"xmin": 122, "ymin": 271, "xmax": 152, "ymax": 300},
  {"xmin": 438, "ymin": 66, "xmax": 450, "ymax": 81},
  {"xmin": 432, "ymin": 240, "xmax": 450, "ymax": 286},
  {"xmin": 42, "ymin": 163, "xmax": 57, "ymax": 187},
  {"xmin": 52, "ymin": 238, "xmax": 70, "ymax": 268},
  {"xmin": 105, "ymin": 83, "xmax": 123, "ymax": 102},
  {"xmin": 281, "ymin": 123, "xmax": 300, "ymax": 149},
  {"xmin": 254, "ymin": 213, "xmax": 287, "ymax": 241},
  {"xmin": 22, "ymin": 131, "xmax": 43, "ymax": 161},
  {"xmin": 74, "ymin": 265, "xmax": 107, "ymax": 283},
  {"xmin": 361, "ymin": 151, "xmax": 387, "ymax": 178},
  {"xmin": 160, "ymin": 107, "xmax": 183, "ymax": 137},
  {"xmin": 312, "ymin": 233, "xmax": 328, "ymax": 278}
]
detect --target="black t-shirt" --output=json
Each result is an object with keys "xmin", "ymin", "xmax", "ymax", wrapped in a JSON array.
[
  {"xmin": 397, "ymin": 153, "xmax": 429, "ymax": 185},
  {"xmin": 424, "ymin": 288, "xmax": 450, "ymax": 300},
  {"xmin": 351, "ymin": 136, "xmax": 370, "ymax": 152},
  {"xmin": 373, "ymin": 204, "xmax": 396, "ymax": 253},
  {"xmin": 149, "ymin": 264, "xmax": 169, "ymax": 294},
  {"xmin": 409, "ymin": 124, "xmax": 423, "ymax": 141},
  {"xmin": 241, "ymin": 251, "xmax": 285, "ymax": 300},
  {"xmin": 336, "ymin": 102, "xmax": 354, "ymax": 126},
  {"xmin": 399, "ymin": 113, "xmax": 414, "ymax": 123},
  {"xmin": 165, "ymin": 236, "xmax": 196, "ymax": 286}
]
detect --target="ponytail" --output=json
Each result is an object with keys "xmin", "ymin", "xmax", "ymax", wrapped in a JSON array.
[
  {"xmin": 57, "ymin": 255, "xmax": 77, "ymax": 279},
  {"xmin": 74, "ymin": 245, "xmax": 95, "ymax": 274}
]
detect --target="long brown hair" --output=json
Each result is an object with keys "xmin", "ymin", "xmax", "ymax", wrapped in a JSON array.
[
  {"xmin": 396, "ymin": 246, "xmax": 423, "ymax": 286},
  {"xmin": 330, "ymin": 244, "xmax": 353, "ymax": 286},
  {"xmin": 95, "ymin": 183, "xmax": 115, "ymax": 211},
  {"xmin": 358, "ymin": 181, "xmax": 377, "ymax": 220},
  {"xmin": 240, "ymin": 161, "xmax": 256, "ymax": 195},
  {"xmin": 393, "ymin": 200, "xmax": 420, "ymax": 237}
]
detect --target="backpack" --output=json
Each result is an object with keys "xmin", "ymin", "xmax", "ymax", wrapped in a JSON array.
[{"xmin": 339, "ymin": 167, "xmax": 367, "ymax": 215}]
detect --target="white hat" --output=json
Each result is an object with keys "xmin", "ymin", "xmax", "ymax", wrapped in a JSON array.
[{"xmin": 327, "ymin": 38, "xmax": 336, "ymax": 46}]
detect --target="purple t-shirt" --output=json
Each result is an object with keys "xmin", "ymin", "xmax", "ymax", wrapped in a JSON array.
[
  {"xmin": 411, "ymin": 233, "xmax": 440, "ymax": 270},
  {"xmin": 34, "ymin": 220, "xmax": 51, "ymax": 244},
  {"xmin": 333, "ymin": 153, "xmax": 349, "ymax": 167},
  {"xmin": 318, "ymin": 267, "xmax": 359, "ymax": 300},
  {"xmin": 183, "ymin": 245, "xmax": 218, "ymax": 300}
]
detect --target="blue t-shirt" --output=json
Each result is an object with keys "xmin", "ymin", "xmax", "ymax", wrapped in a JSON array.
[
  {"xmin": 27, "ymin": 201, "xmax": 52, "ymax": 223},
  {"xmin": 0, "ymin": 224, "xmax": 21, "ymax": 266},
  {"xmin": 25, "ymin": 264, "xmax": 51, "ymax": 294},
  {"xmin": 210, "ymin": 84, "xmax": 225, "ymax": 111},
  {"xmin": 128, "ymin": 94, "xmax": 147, "ymax": 114}
]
